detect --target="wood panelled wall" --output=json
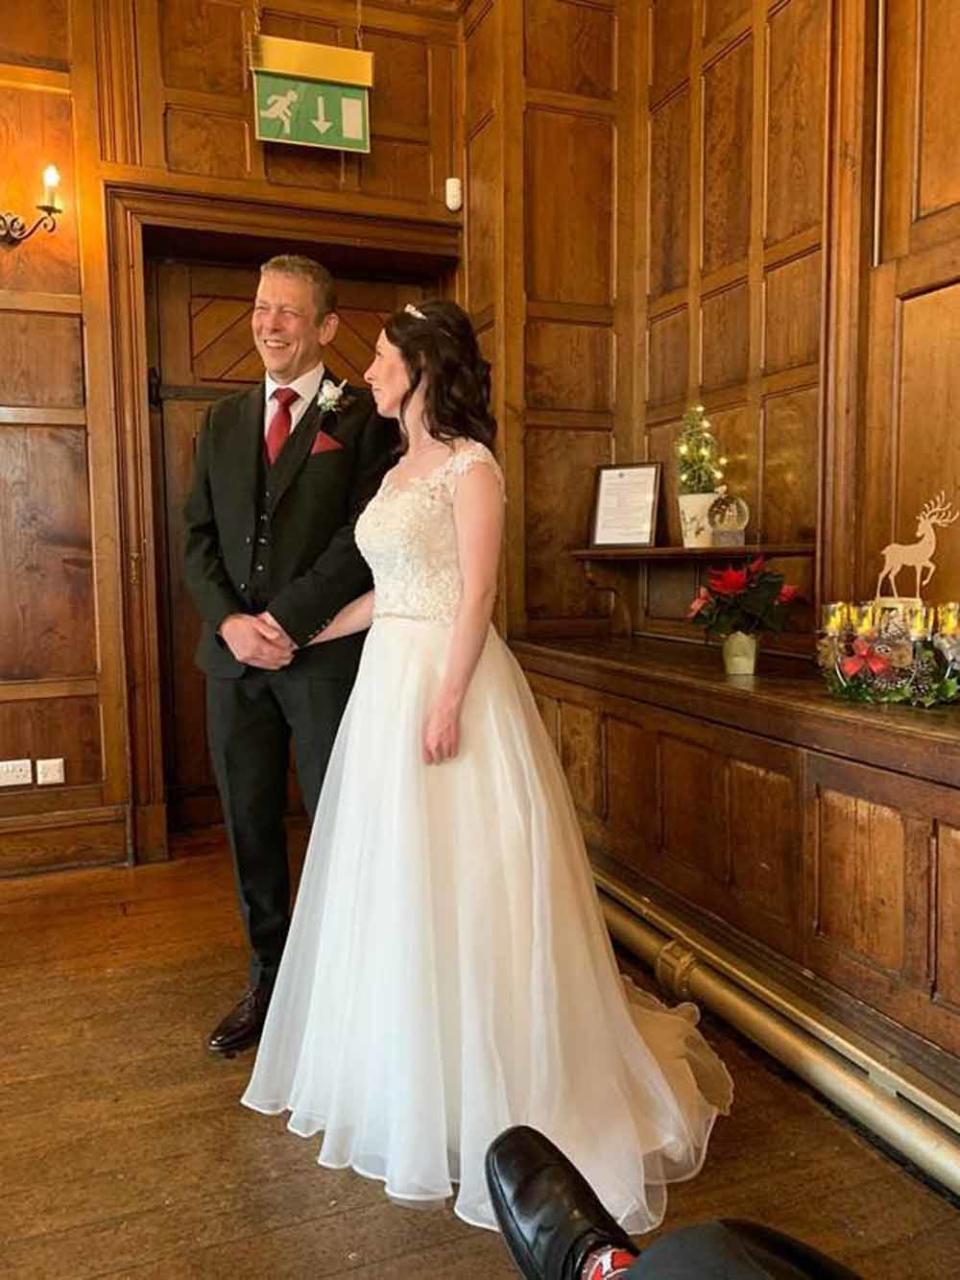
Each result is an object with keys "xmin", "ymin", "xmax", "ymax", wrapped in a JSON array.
[
  {"xmin": 859, "ymin": 0, "xmax": 960, "ymax": 601},
  {"xmin": 0, "ymin": 0, "xmax": 460, "ymax": 873},
  {"xmin": 463, "ymin": 0, "xmax": 642, "ymax": 636},
  {"xmin": 463, "ymin": 0, "xmax": 830, "ymax": 639},
  {"xmin": 509, "ymin": 0, "xmax": 960, "ymax": 1091},
  {"xmin": 642, "ymin": 0, "xmax": 829, "ymax": 637}
]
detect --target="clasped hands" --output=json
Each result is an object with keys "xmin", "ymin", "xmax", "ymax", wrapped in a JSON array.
[
  {"xmin": 220, "ymin": 611, "xmax": 463, "ymax": 764},
  {"xmin": 219, "ymin": 611, "xmax": 296, "ymax": 670}
]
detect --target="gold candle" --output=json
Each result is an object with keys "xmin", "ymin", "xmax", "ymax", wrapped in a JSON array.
[
  {"xmin": 902, "ymin": 602, "xmax": 934, "ymax": 641},
  {"xmin": 936, "ymin": 603, "xmax": 960, "ymax": 637},
  {"xmin": 849, "ymin": 602, "xmax": 878, "ymax": 637},
  {"xmin": 820, "ymin": 602, "xmax": 848, "ymax": 636}
]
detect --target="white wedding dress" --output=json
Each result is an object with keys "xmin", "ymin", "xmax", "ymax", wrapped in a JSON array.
[{"xmin": 241, "ymin": 440, "xmax": 732, "ymax": 1231}]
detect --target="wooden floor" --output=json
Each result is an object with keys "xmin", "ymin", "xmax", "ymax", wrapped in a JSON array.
[{"xmin": 3, "ymin": 849, "xmax": 960, "ymax": 1279}]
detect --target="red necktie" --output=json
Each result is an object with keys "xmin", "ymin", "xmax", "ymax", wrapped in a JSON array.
[{"xmin": 265, "ymin": 386, "xmax": 300, "ymax": 466}]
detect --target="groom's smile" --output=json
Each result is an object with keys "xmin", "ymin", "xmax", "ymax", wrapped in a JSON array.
[{"xmin": 252, "ymin": 269, "xmax": 339, "ymax": 385}]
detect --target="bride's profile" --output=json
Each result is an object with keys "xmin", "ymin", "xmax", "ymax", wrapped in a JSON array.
[{"xmin": 241, "ymin": 299, "xmax": 733, "ymax": 1231}]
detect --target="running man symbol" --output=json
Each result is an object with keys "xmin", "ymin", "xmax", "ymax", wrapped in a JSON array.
[{"xmin": 260, "ymin": 89, "xmax": 298, "ymax": 136}]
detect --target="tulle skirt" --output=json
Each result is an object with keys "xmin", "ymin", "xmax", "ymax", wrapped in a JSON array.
[{"xmin": 241, "ymin": 617, "xmax": 732, "ymax": 1231}]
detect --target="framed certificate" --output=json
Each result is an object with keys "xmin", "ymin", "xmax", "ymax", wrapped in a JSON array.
[{"xmin": 589, "ymin": 463, "xmax": 661, "ymax": 548}]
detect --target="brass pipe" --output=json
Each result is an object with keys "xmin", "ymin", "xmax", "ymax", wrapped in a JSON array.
[{"xmin": 600, "ymin": 892, "xmax": 960, "ymax": 1197}]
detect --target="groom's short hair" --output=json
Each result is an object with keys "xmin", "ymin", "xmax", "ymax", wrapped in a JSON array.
[{"xmin": 260, "ymin": 254, "xmax": 337, "ymax": 322}]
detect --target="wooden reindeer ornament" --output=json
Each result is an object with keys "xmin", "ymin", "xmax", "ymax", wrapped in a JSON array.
[{"xmin": 875, "ymin": 491, "xmax": 959, "ymax": 601}]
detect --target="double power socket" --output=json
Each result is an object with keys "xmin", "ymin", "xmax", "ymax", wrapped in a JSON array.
[{"xmin": 0, "ymin": 757, "xmax": 65, "ymax": 788}]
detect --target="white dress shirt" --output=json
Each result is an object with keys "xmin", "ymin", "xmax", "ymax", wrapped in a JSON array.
[{"xmin": 263, "ymin": 363, "xmax": 326, "ymax": 440}]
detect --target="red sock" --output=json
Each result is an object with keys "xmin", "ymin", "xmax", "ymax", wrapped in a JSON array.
[{"xmin": 581, "ymin": 1244, "xmax": 637, "ymax": 1279}]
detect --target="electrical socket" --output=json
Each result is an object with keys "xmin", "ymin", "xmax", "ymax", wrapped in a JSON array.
[
  {"xmin": 36, "ymin": 757, "xmax": 65, "ymax": 786},
  {"xmin": 0, "ymin": 758, "xmax": 32, "ymax": 787}
]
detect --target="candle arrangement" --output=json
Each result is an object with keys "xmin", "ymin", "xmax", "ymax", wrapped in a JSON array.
[{"xmin": 817, "ymin": 601, "xmax": 960, "ymax": 707}]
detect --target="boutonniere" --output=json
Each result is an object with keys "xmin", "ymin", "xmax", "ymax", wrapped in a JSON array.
[{"xmin": 317, "ymin": 378, "xmax": 349, "ymax": 414}]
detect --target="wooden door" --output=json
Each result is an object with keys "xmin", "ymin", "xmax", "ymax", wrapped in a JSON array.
[
  {"xmin": 148, "ymin": 261, "xmax": 418, "ymax": 832},
  {"xmin": 859, "ymin": 1, "xmax": 960, "ymax": 599}
]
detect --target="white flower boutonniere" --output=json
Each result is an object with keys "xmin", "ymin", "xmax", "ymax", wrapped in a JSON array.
[{"xmin": 317, "ymin": 378, "xmax": 348, "ymax": 414}]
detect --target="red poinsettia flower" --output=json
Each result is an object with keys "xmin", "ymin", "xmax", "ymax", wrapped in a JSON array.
[
  {"xmin": 748, "ymin": 555, "xmax": 766, "ymax": 577},
  {"xmin": 707, "ymin": 565, "xmax": 748, "ymax": 596},
  {"xmin": 687, "ymin": 586, "xmax": 712, "ymax": 618},
  {"xmin": 840, "ymin": 637, "xmax": 891, "ymax": 679},
  {"xmin": 777, "ymin": 584, "xmax": 800, "ymax": 604}
]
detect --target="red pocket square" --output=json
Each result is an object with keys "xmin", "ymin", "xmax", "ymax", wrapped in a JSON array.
[{"xmin": 310, "ymin": 430, "xmax": 343, "ymax": 454}]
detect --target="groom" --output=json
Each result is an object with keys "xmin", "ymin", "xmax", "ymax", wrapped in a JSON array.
[{"xmin": 183, "ymin": 254, "xmax": 397, "ymax": 1055}]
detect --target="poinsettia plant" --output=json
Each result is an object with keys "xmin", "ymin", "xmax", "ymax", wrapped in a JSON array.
[{"xmin": 687, "ymin": 557, "xmax": 800, "ymax": 637}]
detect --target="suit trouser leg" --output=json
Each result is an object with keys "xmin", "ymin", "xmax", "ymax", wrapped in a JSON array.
[
  {"xmin": 273, "ymin": 674, "xmax": 354, "ymax": 820},
  {"xmin": 206, "ymin": 672, "xmax": 291, "ymax": 990},
  {"xmin": 628, "ymin": 1220, "xmax": 861, "ymax": 1278}
]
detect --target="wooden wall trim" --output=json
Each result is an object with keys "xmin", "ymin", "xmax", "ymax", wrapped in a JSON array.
[
  {"xmin": 0, "ymin": 65, "xmax": 71, "ymax": 93},
  {"xmin": 514, "ymin": 637, "xmax": 960, "ymax": 790},
  {"xmin": 0, "ymin": 806, "xmax": 127, "ymax": 877},
  {"xmin": 0, "ymin": 678, "xmax": 99, "ymax": 704},
  {"xmin": 72, "ymin": 0, "xmax": 132, "ymax": 822},
  {"xmin": 499, "ymin": 0, "xmax": 528, "ymax": 637},
  {"xmin": 0, "ymin": 408, "xmax": 86, "ymax": 426},
  {"xmin": 0, "ymin": 290, "xmax": 83, "ymax": 314},
  {"xmin": 99, "ymin": 173, "xmax": 462, "ymax": 251},
  {"xmin": 94, "ymin": 0, "xmax": 142, "ymax": 165},
  {"xmin": 821, "ymin": 0, "xmax": 875, "ymax": 602}
]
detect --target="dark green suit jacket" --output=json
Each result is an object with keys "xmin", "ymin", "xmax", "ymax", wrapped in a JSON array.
[{"xmin": 183, "ymin": 375, "xmax": 398, "ymax": 680}]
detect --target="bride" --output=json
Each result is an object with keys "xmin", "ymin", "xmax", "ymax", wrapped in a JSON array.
[{"xmin": 241, "ymin": 300, "xmax": 732, "ymax": 1232}]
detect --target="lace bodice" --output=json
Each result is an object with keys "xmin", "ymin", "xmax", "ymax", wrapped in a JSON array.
[{"xmin": 356, "ymin": 440, "xmax": 504, "ymax": 624}]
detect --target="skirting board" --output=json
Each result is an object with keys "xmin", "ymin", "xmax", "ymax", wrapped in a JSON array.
[
  {"xmin": 597, "ymin": 873, "xmax": 960, "ymax": 1198},
  {"xmin": 0, "ymin": 807, "xmax": 128, "ymax": 876}
]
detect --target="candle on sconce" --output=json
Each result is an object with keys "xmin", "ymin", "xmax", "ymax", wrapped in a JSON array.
[
  {"xmin": 936, "ymin": 603, "xmax": 960, "ymax": 637},
  {"xmin": 41, "ymin": 165, "xmax": 61, "ymax": 210},
  {"xmin": 849, "ymin": 602, "xmax": 878, "ymax": 637},
  {"xmin": 902, "ymin": 602, "xmax": 934, "ymax": 641},
  {"xmin": 820, "ymin": 602, "xmax": 848, "ymax": 636}
]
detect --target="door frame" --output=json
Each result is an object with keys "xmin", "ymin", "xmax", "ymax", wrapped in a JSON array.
[{"xmin": 106, "ymin": 186, "xmax": 459, "ymax": 859}]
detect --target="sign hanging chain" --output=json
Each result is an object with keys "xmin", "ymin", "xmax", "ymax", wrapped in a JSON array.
[{"xmin": 355, "ymin": 0, "xmax": 364, "ymax": 50}]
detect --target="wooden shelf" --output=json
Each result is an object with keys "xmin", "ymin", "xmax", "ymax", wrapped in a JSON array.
[{"xmin": 571, "ymin": 543, "xmax": 816, "ymax": 562}]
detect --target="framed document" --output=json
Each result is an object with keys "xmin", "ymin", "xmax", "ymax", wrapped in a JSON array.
[{"xmin": 589, "ymin": 463, "xmax": 661, "ymax": 548}]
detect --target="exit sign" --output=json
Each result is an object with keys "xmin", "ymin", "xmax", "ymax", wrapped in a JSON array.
[
  {"xmin": 249, "ymin": 35, "xmax": 374, "ymax": 156},
  {"xmin": 254, "ymin": 72, "xmax": 370, "ymax": 153}
]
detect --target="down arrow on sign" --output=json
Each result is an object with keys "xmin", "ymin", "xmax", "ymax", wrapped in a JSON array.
[{"xmin": 312, "ymin": 96, "xmax": 334, "ymax": 135}]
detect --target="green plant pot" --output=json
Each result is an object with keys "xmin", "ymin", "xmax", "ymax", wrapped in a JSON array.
[{"xmin": 722, "ymin": 630, "xmax": 757, "ymax": 676}]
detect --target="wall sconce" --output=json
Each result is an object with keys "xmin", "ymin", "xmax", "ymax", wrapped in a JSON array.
[{"xmin": 1, "ymin": 166, "xmax": 62, "ymax": 247}]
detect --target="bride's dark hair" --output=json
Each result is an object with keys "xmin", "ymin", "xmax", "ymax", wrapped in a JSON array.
[{"xmin": 384, "ymin": 300, "xmax": 497, "ymax": 448}]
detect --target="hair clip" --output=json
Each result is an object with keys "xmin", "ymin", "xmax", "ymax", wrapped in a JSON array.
[{"xmin": 403, "ymin": 303, "xmax": 427, "ymax": 320}]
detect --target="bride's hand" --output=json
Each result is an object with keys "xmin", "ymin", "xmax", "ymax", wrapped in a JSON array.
[{"xmin": 422, "ymin": 694, "xmax": 462, "ymax": 764}]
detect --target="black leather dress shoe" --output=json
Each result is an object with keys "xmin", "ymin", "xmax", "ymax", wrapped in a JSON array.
[
  {"xmin": 485, "ymin": 1126, "xmax": 636, "ymax": 1280},
  {"xmin": 207, "ymin": 986, "xmax": 270, "ymax": 1056}
]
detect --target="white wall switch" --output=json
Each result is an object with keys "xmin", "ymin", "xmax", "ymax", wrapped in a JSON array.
[
  {"xmin": 36, "ymin": 758, "xmax": 66, "ymax": 785},
  {"xmin": 0, "ymin": 759, "xmax": 32, "ymax": 787}
]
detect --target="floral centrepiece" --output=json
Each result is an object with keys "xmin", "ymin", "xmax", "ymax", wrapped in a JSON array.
[
  {"xmin": 687, "ymin": 557, "xmax": 799, "ymax": 638},
  {"xmin": 817, "ymin": 603, "xmax": 960, "ymax": 708}
]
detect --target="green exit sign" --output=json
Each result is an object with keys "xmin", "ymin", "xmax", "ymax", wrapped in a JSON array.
[{"xmin": 254, "ymin": 71, "xmax": 370, "ymax": 153}]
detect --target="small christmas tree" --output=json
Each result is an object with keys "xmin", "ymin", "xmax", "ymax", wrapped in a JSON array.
[{"xmin": 676, "ymin": 404, "xmax": 727, "ymax": 495}]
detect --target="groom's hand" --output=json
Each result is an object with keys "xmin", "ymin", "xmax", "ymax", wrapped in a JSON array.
[
  {"xmin": 257, "ymin": 611, "xmax": 296, "ymax": 650},
  {"xmin": 219, "ymin": 613, "xmax": 295, "ymax": 669}
]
